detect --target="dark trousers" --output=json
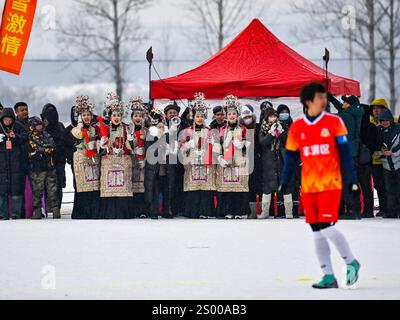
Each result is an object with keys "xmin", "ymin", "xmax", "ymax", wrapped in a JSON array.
[
  {"xmin": 163, "ymin": 164, "xmax": 176, "ymax": 216},
  {"xmin": 30, "ymin": 169, "xmax": 58, "ymax": 212},
  {"xmin": 358, "ymin": 163, "xmax": 374, "ymax": 216},
  {"xmin": 144, "ymin": 164, "xmax": 161, "ymax": 218},
  {"xmin": 340, "ymin": 157, "xmax": 361, "ymax": 217},
  {"xmin": 172, "ymin": 163, "xmax": 185, "ymax": 215},
  {"xmin": 383, "ymin": 169, "xmax": 400, "ymax": 218},
  {"xmin": 0, "ymin": 195, "xmax": 23, "ymax": 220},
  {"xmin": 56, "ymin": 164, "xmax": 66, "ymax": 209},
  {"xmin": 372, "ymin": 164, "xmax": 388, "ymax": 213}
]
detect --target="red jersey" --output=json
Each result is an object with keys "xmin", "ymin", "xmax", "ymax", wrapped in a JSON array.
[{"xmin": 286, "ymin": 112, "xmax": 348, "ymax": 193}]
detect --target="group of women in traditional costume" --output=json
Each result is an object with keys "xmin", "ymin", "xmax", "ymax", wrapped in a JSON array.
[{"xmin": 68, "ymin": 91, "xmax": 282, "ymax": 220}]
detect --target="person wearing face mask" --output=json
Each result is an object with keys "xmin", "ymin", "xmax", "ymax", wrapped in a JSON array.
[
  {"xmin": 179, "ymin": 93, "xmax": 216, "ymax": 219},
  {"xmin": 215, "ymin": 95, "xmax": 251, "ymax": 219},
  {"xmin": 240, "ymin": 104, "xmax": 262, "ymax": 218},
  {"xmin": 276, "ymin": 104, "xmax": 301, "ymax": 219},
  {"xmin": 127, "ymin": 97, "xmax": 148, "ymax": 219},
  {"xmin": 70, "ymin": 96, "xmax": 101, "ymax": 220},
  {"xmin": 98, "ymin": 92, "xmax": 134, "ymax": 219},
  {"xmin": 258, "ymin": 107, "xmax": 285, "ymax": 218},
  {"xmin": 144, "ymin": 109, "xmax": 168, "ymax": 219}
]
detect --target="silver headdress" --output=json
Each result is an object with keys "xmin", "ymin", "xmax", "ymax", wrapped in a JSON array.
[
  {"xmin": 128, "ymin": 96, "xmax": 146, "ymax": 115},
  {"xmin": 104, "ymin": 92, "xmax": 126, "ymax": 116},
  {"xmin": 223, "ymin": 94, "xmax": 241, "ymax": 114},
  {"xmin": 74, "ymin": 95, "xmax": 95, "ymax": 119},
  {"xmin": 191, "ymin": 92, "xmax": 209, "ymax": 119}
]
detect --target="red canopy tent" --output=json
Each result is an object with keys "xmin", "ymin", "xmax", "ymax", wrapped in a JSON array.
[{"xmin": 151, "ymin": 19, "xmax": 360, "ymax": 100}]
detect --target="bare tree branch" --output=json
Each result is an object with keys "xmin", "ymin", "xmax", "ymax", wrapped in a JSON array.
[{"xmin": 57, "ymin": 0, "xmax": 152, "ymax": 99}]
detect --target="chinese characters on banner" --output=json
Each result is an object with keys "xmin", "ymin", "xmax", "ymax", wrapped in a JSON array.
[{"xmin": 0, "ymin": 0, "xmax": 37, "ymax": 75}]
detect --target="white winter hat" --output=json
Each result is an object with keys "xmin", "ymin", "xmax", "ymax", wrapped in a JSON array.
[{"xmin": 241, "ymin": 105, "xmax": 254, "ymax": 117}]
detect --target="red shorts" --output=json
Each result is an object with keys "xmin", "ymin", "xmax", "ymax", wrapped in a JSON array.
[{"xmin": 301, "ymin": 190, "xmax": 342, "ymax": 224}]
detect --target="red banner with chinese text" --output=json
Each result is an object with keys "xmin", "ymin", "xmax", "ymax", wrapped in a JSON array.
[{"xmin": 0, "ymin": 0, "xmax": 37, "ymax": 75}]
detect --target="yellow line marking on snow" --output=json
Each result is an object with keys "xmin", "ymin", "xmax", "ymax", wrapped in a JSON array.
[{"xmin": 296, "ymin": 278, "xmax": 314, "ymax": 282}]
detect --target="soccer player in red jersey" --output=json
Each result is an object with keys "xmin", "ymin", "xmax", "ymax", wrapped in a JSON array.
[{"xmin": 280, "ymin": 82, "xmax": 361, "ymax": 289}]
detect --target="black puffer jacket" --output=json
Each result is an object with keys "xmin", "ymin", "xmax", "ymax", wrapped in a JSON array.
[
  {"xmin": 41, "ymin": 104, "xmax": 68, "ymax": 166},
  {"xmin": 0, "ymin": 108, "xmax": 28, "ymax": 195}
]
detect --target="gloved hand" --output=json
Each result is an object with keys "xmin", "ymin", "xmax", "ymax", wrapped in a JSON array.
[
  {"xmin": 100, "ymin": 136, "xmax": 108, "ymax": 149},
  {"xmin": 186, "ymin": 139, "xmax": 195, "ymax": 150},
  {"xmin": 268, "ymin": 124, "xmax": 276, "ymax": 135},
  {"xmin": 36, "ymin": 146, "xmax": 45, "ymax": 155},
  {"xmin": 348, "ymin": 183, "xmax": 360, "ymax": 195},
  {"xmin": 218, "ymin": 155, "xmax": 229, "ymax": 168},
  {"xmin": 275, "ymin": 122, "xmax": 283, "ymax": 134},
  {"xmin": 77, "ymin": 116, "xmax": 84, "ymax": 129},
  {"xmin": 127, "ymin": 133, "xmax": 134, "ymax": 142}
]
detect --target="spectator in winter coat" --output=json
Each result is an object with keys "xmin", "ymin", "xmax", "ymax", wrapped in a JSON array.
[
  {"xmin": 162, "ymin": 102, "xmax": 187, "ymax": 218},
  {"xmin": 258, "ymin": 107, "xmax": 286, "ymax": 219},
  {"xmin": 27, "ymin": 117, "xmax": 59, "ymax": 220},
  {"xmin": 144, "ymin": 110, "xmax": 167, "ymax": 219},
  {"xmin": 376, "ymin": 109, "xmax": 400, "ymax": 219},
  {"xmin": 14, "ymin": 102, "xmax": 31, "ymax": 218},
  {"xmin": 0, "ymin": 108, "xmax": 28, "ymax": 220},
  {"xmin": 41, "ymin": 103, "xmax": 68, "ymax": 209},
  {"xmin": 259, "ymin": 101, "xmax": 273, "ymax": 124},
  {"xmin": 328, "ymin": 94, "xmax": 364, "ymax": 219},
  {"xmin": 328, "ymin": 95, "xmax": 364, "ymax": 157},
  {"xmin": 354, "ymin": 103, "xmax": 378, "ymax": 218},
  {"xmin": 277, "ymin": 104, "xmax": 301, "ymax": 218},
  {"xmin": 370, "ymin": 98, "xmax": 397, "ymax": 217},
  {"xmin": 239, "ymin": 104, "xmax": 262, "ymax": 218}
]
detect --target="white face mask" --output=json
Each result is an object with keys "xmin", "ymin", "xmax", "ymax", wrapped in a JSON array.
[
  {"xmin": 244, "ymin": 118, "xmax": 253, "ymax": 125},
  {"xmin": 149, "ymin": 126, "xmax": 160, "ymax": 137}
]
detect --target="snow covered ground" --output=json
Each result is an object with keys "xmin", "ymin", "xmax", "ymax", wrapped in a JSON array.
[{"xmin": 0, "ymin": 217, "xmax": 399, "ymax": 300}]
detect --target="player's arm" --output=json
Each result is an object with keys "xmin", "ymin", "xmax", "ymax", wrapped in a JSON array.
[{"xmin": 335, "ymin": 118, "xmax": 358, "ymax": 187}]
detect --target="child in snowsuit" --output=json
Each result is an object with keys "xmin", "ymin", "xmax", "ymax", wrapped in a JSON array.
[{"xmin": 28, "ymin": 116, "xmax": 59, "ymax": 219}]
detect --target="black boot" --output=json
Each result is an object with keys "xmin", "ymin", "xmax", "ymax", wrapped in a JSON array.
[
  {"xmin": 346, "ymin": 210, "xmax": 361, "ymax": 220},
  {"xmin": 275, "ymin": 202, "xmax": 286, "ymax": 219},
  {"xmin": 293, "ymin": 202, "xmax": 300, "ymax": 219},
  {"xmin": 362, "ymin": 211, "xmax": 375, "ymax": 218}
]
